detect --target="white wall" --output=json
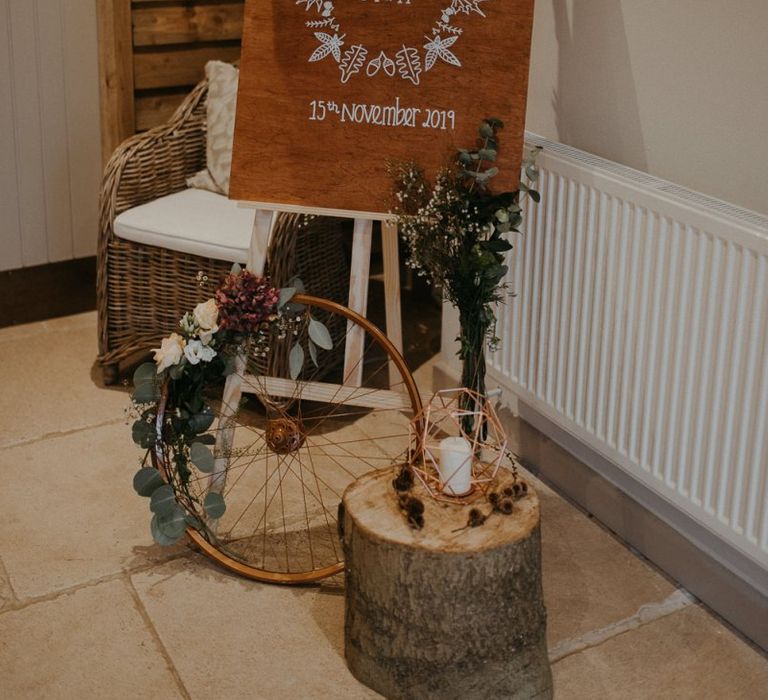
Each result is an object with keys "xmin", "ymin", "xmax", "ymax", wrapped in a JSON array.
[
  {"xmin": 526, "ymin": 0, "xmax": 768, "ymax": 217},
  {"xmin": 0, "ymin": 0, "xmax": 101, "ymax": 271}
]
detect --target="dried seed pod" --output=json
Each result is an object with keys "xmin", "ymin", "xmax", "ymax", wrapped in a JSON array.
[
  {"xmin": 467, "ymin": 508, "xmax": 487, "ymax": 528},
  {"xmin": 502, "ymin": 486, "xmax": 514, "ymax": 497},
  {"xmin": 398, "ymin": 493, "xmax": 410, "ymax": 509},
  {"xmin": 499, "ymin": 497, "xmax": 514, "ymax": 515},
  {"xmin": 408, "ymin": 513, "xmax": 425, "ymax": 530},
  {"xmin": 407, "ymin": 497, "xmax": 424, "ymax": 516},
  {"xmin": 488, "ymin": 491, "xmax": 500, "ymax": 507},
  {"xmin": 393, "ymin": 466, "xmax": 414, "ymax": 492}
]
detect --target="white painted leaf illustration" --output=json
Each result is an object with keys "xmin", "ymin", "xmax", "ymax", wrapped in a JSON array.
[
  {"xmin": 309, "ymin": 32, "xmax": 344, "ymax": 63},
  {"xmin": 339, "ymin": 44, "xmax": 368, "ymax": 83},
  {"xmin": 424, "ymin": 34, "xmax": 461, "ymax": 71},
  {"xmin": 296, "ymin": 0, "xmax": 324, "ymax": 11},
  {"xmin": 450, "ymin": 0, "xmax": 488, "ymax": 17},
  {"xmin": 395, "ymin": 45, "xmax": 422, "ymax": 85}
]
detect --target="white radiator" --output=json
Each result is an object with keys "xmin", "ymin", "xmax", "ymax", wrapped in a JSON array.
[{"xmin": 489, "ymin": 134, "xmax": 768, "ymax": 567}]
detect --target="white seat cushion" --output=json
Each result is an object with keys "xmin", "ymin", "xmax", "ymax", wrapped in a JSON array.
[{"xmin": 114, "ymin": 188, "xmax": 253, "ymax": 263}]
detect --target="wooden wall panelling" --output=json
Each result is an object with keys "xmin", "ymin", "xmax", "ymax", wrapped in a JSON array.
[
  {"xmin": 98, "ymin": 1, "xmax": 245, "ymax": 154},
  {"xmin": 133, "ymin": 42, "xmax": 241, "ymax": 90},
  {"xmin": 96, "ymin": 0, "xmax": 135, "ymax": 165},
  {"xmin": 0, "ymin": 2, "xmax": 23, "ymax": 270},
  {"xmin": 36, "ymin": 0, "xmax": 74, "ymax": 263},
  {"xmin": 6, "ymin": 0, "xmax": 48, "ymax": 267},
  {"xmin": 62, "ymin": 0, "xmax": 102, "ymax": 259},
  {"xmin": 132, "ymin": 1, "xmax": 244, "ymax": 46},
  {"xmin": 134, "ymin": 88, "xmax": 190, "ymax": 131}
]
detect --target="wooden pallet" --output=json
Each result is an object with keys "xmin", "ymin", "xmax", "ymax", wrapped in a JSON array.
[{"xmin": 96, "ymin": 0, "xmax": 245, "ymax": 163}]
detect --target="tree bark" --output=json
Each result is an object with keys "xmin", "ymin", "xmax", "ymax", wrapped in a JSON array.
[{"xmin": 342, "ymin": 467, "xmax": 553, "ymax": 700}]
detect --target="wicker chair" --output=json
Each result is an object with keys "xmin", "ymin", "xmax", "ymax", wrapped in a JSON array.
[{"xmin": 96, "ymin": 80, "xmax": 349, "ymax": 384}]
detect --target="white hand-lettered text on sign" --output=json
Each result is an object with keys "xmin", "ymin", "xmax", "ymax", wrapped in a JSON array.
[{"xmin": 309, "ymin": 98, "xmax": 456, "ymax": 130}]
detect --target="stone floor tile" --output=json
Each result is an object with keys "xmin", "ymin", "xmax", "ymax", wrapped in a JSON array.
[
  {"xmin": 539, "ymin": 483, "xmax": 676, "ymax": 646},
  {"xmin": 0, "ymin": 578, "xmax": 184, "ymax": 699},
  {"xmin": 42, "ymin": 310, "xmax": 97, "ymax": 333},
  {"xmin": 0, "ymin": 319, "xmax": 49, "ymax": 343},
  {"xmin": 131, "ymin": 558, "xmax": 382, "ymax": 700},
  {"xmin": 0, "ymin": 422, "xmax": 186, "ymax": 599},
  {"xmin": 0, "ymin": 556, "xmax": 15, "ymax": 613},
  {"xmin": 0, "ymin": 324, "xmax": 128, "ymax": 447},
  {"xmin": 551, "ymin": 604, "xmax": 768, "ymax": 699}
]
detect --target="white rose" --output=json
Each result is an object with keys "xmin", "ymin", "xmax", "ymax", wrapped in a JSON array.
[
  {"xmin": 184, "ymin": 339, "xmax": 216, "ymax": 365},
  {"xmin": 193, "ymin": 299, "xmax": 219, "ymax": 332},
  {"xmin": 153, "ymin": 333, "xmax": 185, "ymax": 373}
]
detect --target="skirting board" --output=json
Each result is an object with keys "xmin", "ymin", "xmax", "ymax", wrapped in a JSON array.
[{"xmin": 432, "ymin": 360, "xmax": 768, "ymax": 653}]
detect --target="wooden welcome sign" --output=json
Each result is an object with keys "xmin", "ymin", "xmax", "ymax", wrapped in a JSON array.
[{"xmin": 230, "ymin": 0, "xmax": 535, "ymax": 218}]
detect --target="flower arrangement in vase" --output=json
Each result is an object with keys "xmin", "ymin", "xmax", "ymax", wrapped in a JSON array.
[{"xmin": 390, "ymin": 118, "xmax": 541, "ymax": 433}]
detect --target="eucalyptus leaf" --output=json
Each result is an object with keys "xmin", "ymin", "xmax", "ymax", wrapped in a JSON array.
[
  {"xmin": 528, "ymin": 189, "xmax": 541, "ymax": 203},
  {"xmin": 132, "ymin": 419, "xmax": 156, "ymax": 448},
  {"xmin": 155, "ymin": 505, "xmax": 187, "ymax": 539},
  {"xmin": 188, "ymin": 405, "xmax": 214, "ymax": 434},
  {"xmin": 151, "ymin": 514, "xmax": 182, "ymax": 546},
  {"xmin": 133, "ymin": 467, "xmax": 164, "ymax": 497},
  {"xmin": 478, "ymin": 148, "xmax": 497, "ymax": 162},
  {"xmin": 221, "ymin": 355, "xmax": 237, "ymax": 377},
  {"xmin": 132, "ymin": 381, "xmax": 159, "ymax": 405},
  {"xmin": 307, "ymin": 337, "xmax": 318, "ymax": 367},
  {"xmin": 184, "ymin": 513, "xmax": 203, "ymax": 530},
  {"xmin": 133, "ymin": 362, "xmax": 157, "ymax": 387},
  {"xmin": 479, "ymin": 122, "xmax": 494, "ymax": 138},
  {"xmin": 149, "ymin": 484, "xmax": 177, "ymax": 517},
  {"xmin": 168, "ymin": 362, "xmax": 185, "ymax": 380},
  {"xmin": 308, "ymin": 318, "xmax": 333, "ymax": 350},
  {"xmin": 204, "ymin": 492, "xmax": 227, "ymax": 519},
  {"xmin": 525, "ymin": 165, "xmax": 539, "ymax": 182},
  {"xmin": 192, "ymin": 434, "xmax": 216, "ymax": 445},
  {"xmin": 482, "ymin": 238, "xmax": 513, "ymax": 253},
  {"xmin": 289, "ymin": 276, "xmax": 305, "ymax": 294},
  {"xmin": 278, "ymin": 287, "xmax": 297, "ymax": 309},
  {"xmin": 230, "ymin": 262, "xmax": 242, "ymax": 275},
  {"xmin": 190, "ymin": 442, "xmax": 215, "ymax": 473},
  {"xmin": 289, "ymin": 343, "xmax": 304, "ymax": 380}
]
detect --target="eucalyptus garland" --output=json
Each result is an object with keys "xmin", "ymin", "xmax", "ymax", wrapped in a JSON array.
[{"xmin": 128, "ymin": 265, "xmax": 332, "ymax": 546}]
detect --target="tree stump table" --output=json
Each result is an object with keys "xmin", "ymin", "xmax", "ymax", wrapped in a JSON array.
[{"xmin": 341, "ymin": 467, "xmax": 553, "ymax": 700}]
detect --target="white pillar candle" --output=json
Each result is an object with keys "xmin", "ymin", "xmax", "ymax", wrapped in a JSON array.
[{"xmin": 438, "ymin": 436, "xmax": 473, "ymax": 496}]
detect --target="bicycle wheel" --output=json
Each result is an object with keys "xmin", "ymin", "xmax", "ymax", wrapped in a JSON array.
[{"xmin": 152, "ymin": 294, "xmax": 422, "ymax": 583}]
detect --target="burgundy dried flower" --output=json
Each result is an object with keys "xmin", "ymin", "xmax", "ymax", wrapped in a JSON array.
[{"xmin": 215, "ymin": 270, "xmax": 279, "ymax": 334}]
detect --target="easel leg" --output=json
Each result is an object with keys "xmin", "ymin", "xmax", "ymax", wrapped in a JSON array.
[
  {"xmin": 344, "ymin": 218, "xmax": 373, "ymax": 385},
  {"xmin": 381, "ymin": 220, "xmax": 404, "ymax": 389},
  {"xmin": 248, "ymin": 209, "xmax": 275, "ymax": 275},
  {"xmin": 210, "ymin": 209, "xmax": 276, "ymax": 510}
]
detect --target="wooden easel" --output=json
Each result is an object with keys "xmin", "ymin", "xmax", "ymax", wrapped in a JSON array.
[
  {"xmin": 246, "ymin": 208, "xmax": 403, "ymax": 387},
  {"xmin": 208, "ymin": 207, "xmax": 404, "ymax": 501}
]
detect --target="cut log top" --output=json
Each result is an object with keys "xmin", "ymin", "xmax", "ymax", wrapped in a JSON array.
[{"xmin": 342, "ymin": 467, "xmax": 539, "ymax": 555}]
